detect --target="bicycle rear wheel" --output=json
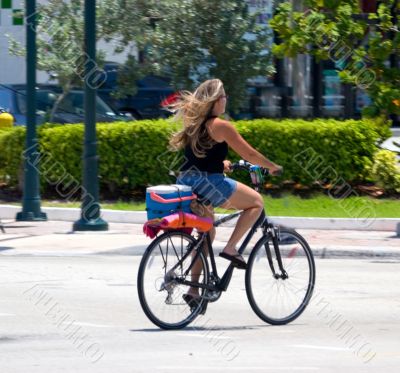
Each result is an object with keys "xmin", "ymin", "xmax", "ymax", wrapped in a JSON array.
[
  {"xmin": 137, "ymin": 231, "xmax": 209, "ymax": 330},
  {"xmin": 245, "ymin": 228, "xmax": 315, "ymax": 325}
]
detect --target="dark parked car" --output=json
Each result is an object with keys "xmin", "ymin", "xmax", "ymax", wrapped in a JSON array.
[
  {"xmin": 0, "ymin": 84, "xmax": 131, "ymax": 125},
  {"xmin": 97, "ymin": 62, "xmax": 177, "ymax": 119}
]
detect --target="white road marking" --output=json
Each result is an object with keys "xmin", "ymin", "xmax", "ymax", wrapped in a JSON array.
[
  {"xmin": 74, "ymin": 322, "xmax": 115, "ymax": 328},
  {"xmin": 157, "ymin": 367, "xmax": 319, "ymax": 371},
  {"xmin": 0, "ymin": 313, "xmax": 14, "ymax": 316},
  {"xmin": 290, "ymin": 344, "xmax": 349, "ymax": 351}
]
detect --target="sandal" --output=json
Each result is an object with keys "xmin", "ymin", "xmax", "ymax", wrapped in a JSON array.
[
  {"xmin": 219, "ymin": 252, "xmax": 247, "ymax": 270},
  {"xmin": 182, "ymin": 293, "xmax": 208, "ymax": 315}
]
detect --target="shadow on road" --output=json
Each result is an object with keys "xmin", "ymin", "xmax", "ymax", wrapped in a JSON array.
[
  {"xmin": 0, "ymin": 235, "xmax": 33, "ymax": 243},
  {"xmin": 129, "ymin": 323, "xmax": 307, "ymax": 332}
]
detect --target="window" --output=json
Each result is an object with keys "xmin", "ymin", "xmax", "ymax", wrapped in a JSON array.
[
  {"xmin": 16, "ymin": 89, "xmax": 57, "ymax": 115},
  {"xmin": 0, "ymin": 90, "xmax": 12, "ymax": 112}
]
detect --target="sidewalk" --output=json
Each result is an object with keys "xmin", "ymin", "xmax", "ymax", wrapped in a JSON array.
[{"xmin": 0, "ymin": 220, "xmax": 399, "ymax": 259}]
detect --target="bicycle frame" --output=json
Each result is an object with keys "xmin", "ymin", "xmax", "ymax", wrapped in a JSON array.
[{"xmin": 173, "ymin": 208, "xmax": 288, "ymax": 294}]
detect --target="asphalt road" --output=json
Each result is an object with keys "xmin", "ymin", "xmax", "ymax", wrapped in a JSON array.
[{"xmin": 1, "ymin": 253, "xmax": 399, "ymax": 373}]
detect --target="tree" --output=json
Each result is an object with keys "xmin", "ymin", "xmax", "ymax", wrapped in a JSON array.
[
  {"xmin": 8, "ymin": 0, "xmax": 104, "ymax": 120},
  {"xmin": 98, "ymin": 0, "xmax": 156, "ymax": 52},
  {"xmin": 7, "ymin": 0, "xmax": 147, "ymax": 120},
  {"xmin": 144, "ymin": 0, "xmax": 274, "ymax": 111},
  {"xmin": 98, "ymin": 0, "xmax": 154, "ymax": 98},
  {"xmin": 270, "ymin": 0, "xmax": 400, "ymax": 119},
  {"xmin": 8, "ymin": 0, "xmax": 274, "ymax": 115}
]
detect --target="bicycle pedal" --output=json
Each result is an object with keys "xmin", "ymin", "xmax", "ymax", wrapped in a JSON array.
[{"xmin": 165, "ymin": 294, "xmax": 173, "ymax": 305}]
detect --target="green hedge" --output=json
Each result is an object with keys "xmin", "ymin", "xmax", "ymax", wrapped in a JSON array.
[
  {"xmin": 233, "ymin": 118, "xmax": 390, "ymax": 185},
  {"xmin": 0, "ymin": 118, "xmax": 391, "ymax": 196},
  {"xmin": 371, "ymin": 149, "xmax": 400, "ymax": 193},
  {"xmin": 0, "ymin": 126, "xmax": 26, "ymax": 187}
]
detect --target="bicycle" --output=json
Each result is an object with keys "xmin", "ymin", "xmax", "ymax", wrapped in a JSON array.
[{"xmin": 137, "ymin": 160, "xmax": 316, "ymax": 330}]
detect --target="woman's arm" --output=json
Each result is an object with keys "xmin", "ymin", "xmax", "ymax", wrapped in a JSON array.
[{"xmin": 209, "ymin": 119, "xmax": 282, "ymax": 173}]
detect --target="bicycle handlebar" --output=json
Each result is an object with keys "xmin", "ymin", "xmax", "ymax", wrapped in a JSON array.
[
  {"xmin": 230, "ymin": 160, "xmax": 283, "ymax": 177},
  {"xmin": 230, "ymin": 159, "xmax": 254, "ymax": 171},
  {"xmin": 229, "ymin": 160, "xmax": 283, "ymax": 190}
]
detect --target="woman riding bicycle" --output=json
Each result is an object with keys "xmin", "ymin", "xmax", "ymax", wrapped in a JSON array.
[{"xmin": 169, "ymin": 78, "xmax": 282, "ymax": 296}]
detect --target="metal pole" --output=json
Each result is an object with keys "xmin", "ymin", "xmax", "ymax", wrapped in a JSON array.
[
  {"xmin": 273, "ymin": 2, "xmax": 289, "ymax": 118},
  {"xmin": 343, "ymin": 84, "xmax": 356, "ymax": 119},
  {"xmin": 274, "ymin": 58, "xmax": 289, "ymax": 118},
  {"xmin": 311, "ymin": 56, "xmax": 323, "ymax": 118},
  {"xmin": 16, "ymin": 0, "xmax": 47, "ymax": 222},
  {"xmin": 73, "ymin": 0, "xmax": 108, "ymax": 231}
]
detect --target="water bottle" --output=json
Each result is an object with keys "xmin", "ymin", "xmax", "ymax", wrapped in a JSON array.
[{"xmin": 250, "ymin": 165, "xmax": 263, "ymax": 185}]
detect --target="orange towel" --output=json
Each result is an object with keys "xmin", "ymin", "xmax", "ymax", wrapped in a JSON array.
[
  {"xmin": 143, "ymin": 211, "xmax": 213, "ymax": 238},
  {"xmin": 161, "ymin": 211, "xmax": 213, "ymax": 232}
]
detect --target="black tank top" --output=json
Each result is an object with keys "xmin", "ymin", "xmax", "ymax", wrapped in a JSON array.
[{"xmin": 180, "ymin": 116, "xmax": 228, "ymax": 173}]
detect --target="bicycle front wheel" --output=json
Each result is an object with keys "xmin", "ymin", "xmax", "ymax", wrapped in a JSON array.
[
  {"xmin": 245, "ymin": 228, "xmax": 315, "ymax": 325},
  {"xmin": 137, "ymin": 231, "xmax": 209, "ymax": 330}
]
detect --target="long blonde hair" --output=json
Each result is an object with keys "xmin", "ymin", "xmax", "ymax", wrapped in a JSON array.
[{"xmin": 169, "ymin": 79, "xmax": 225, "ymax": 158}]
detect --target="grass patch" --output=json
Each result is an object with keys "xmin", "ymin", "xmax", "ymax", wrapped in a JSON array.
[
  {"xmin": 259, "ymin": 194, "xmax": 400, "ymax": 218},
  {"xmin": 3, "ymin": 193, "xmax": 399, "ymax": 218}
]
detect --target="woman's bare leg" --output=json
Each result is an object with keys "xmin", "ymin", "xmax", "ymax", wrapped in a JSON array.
[
  {"xmin": 187, "ymin": 204, "xmax": 215, "ymax": 297},
  {"xmin": 219, "ymin": 182, "xmax": 264, "ymax": 257},
  {"xmin": 185, "ymin": 181, "xmax": 263, "ymax": 295}
]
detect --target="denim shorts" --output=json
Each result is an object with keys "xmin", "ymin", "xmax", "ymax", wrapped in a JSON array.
[{"xmin": 176, "ymin": 171, "xmax": 238, "ymax": 207}]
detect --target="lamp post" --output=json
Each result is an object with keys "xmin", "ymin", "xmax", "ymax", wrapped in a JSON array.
[
  {"xmin": 73, "ymin": 0, "xmax": 108, "ymax": 231},
  {"xmin": 16, "ymin": 0, "xmax": 47, "ymax": 222}
]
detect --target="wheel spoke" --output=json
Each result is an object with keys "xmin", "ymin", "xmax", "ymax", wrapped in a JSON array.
[
  {"xmin": 169, "ymin": 236, "xmax": 182, "ymax": 265},
  {"xmin": 158, "ymin": 243, "xmax": 166, "ymax": 268}
]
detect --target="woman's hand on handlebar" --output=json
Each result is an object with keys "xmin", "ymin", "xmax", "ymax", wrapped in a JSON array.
[
  {"xmin": 269, "ymin": 164, "xmax": 283, "ymax": 176},
  {"xmin": 230, "ymin": 160, "xmax": 283, "ymax": 177},
  {"xmin": 223, "ymin": 160, "xmax": 233, "ymax": 173}
]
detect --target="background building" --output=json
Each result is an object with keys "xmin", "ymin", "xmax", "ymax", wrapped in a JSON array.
[
  {"xmin": 0, "ymin": 0, "xmax": 26, "ymax": 84},
  {"xmin": 0, "ymin": 0, "xmax": 134, "ymax": 85}
]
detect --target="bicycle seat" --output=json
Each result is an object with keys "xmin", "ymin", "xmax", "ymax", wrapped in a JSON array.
[{"xmin": 190, "ymin": 198, "xmax": 212, "ymax": 218}]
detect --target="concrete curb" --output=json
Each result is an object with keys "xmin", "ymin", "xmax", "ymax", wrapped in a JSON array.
[
  {"xmin": 89, "ymin": 246, "xmax": 400, "ymax": 259},
  {"xmin": 0, "ymin": 205, "xmax": 145, "ymax": 224},
  {"xmin": 1, "ymin": 204, "xmax": 399, "ymax": 233},
  {"xmin": 268, "ymin": 217, "xmax": 400, "ymax": 233}
]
